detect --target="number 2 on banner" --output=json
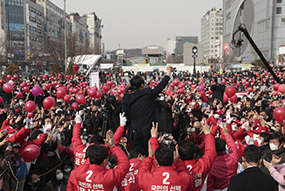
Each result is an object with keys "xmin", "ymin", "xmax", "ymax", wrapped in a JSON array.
[
  {"xmin": 86, "ymin": 170, "xmax": 93, "ymax": 182},
  {"xmin": 162, "ymin": 172, "xmax": 170, "ymax": 185}
]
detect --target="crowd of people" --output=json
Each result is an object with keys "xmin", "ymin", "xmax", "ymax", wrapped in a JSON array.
[{"xmin": 0, "ymin": 65, "xmax": 284, "ymax": 191}]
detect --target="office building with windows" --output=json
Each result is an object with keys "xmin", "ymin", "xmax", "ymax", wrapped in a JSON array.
[
  {"xmin": 223, "ymin": 0, "xmax": 285, "ymax": 64},
  {"xmin": 5, "ymin": 0, "xmax": 25, "ymax": 60},
  {"xmin": 201, "ymin": 8, "xmax": 223, "ymax": 63}
]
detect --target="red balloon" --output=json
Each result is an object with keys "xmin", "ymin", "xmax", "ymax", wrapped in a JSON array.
[
  {"xmin": 73, "ymin": 65, "xmax": 79, "ymax": 73},
  {"xmin": 6, "ymin": 75, "xmax": 11, "ymax": 79},
  {"xmin": 13, "ymin": 75, "xmax": 18, "ymax": 80},
  {"xmin": 25, "ymin": 101, "xmax": 36, "ymax": 112},
  {"xmin": 274, "ymin": 83, "xmax": 280, "ymax": 91},
  {"xmin": 20, "ymin": 83, "xmax": 24, "ymax": 88},
  {"xmin": 230, "ymin": 94, "xmax": 238, "ymax": 103},
  {"xmin": 27, "ymin": 112, "xmax": 33, "ymax": 119},
  {"xmin": 245, "ymin": 82, "xmax": 250, "ymax": 86},
  {"xmin": 21, "ymin": 144, "xmax": 40, "ymax": 162},
  {"xmin": 66, "ymin": 75, "xmax": 70, "ymax": 80},
  {"xmin": 88, "ymin": 89, "xmax": 97, "ymax": 98},
  {"xmin": 225, "ymin": 86, "xmax": 236, "ymax": 98},
  {"xmin": 71, "ymin": 102, "xmax": 79, "ymax": 110},
  {"xmin": 237, "ymin": 82, "xmax": 240, "ymax": 86},
  {"xmin": 43, "ymin": 97, "xmax": 53, "ymax": 110},
  {"xmin": 49, "ymin": 97, "xmax": 56, "ymax": 107},
  {"xmin": 178, "ymin": 89, "xmax": 184, "ymax": 94},
  {"xmin": 242, "ymin": 79, "xmax": 246, "ymax": 84},
  {"xmin": 0, "ymin": 80, "xmax": 3, "ymax": 85},
  {"xmin": 3, "ymin": 83, "xmax": 13, "ymax": 93},
  {"xmin": 58, "ymin": 74, "xmax": 62, "ymax": 78},
  {"xmin": 64, "ymin": 95, "xmax": 71, "ymax": 103},
  {"xmin": 78, "ymin": 90, "xmax": 85, "ymax": 95},
  {"xmin": 278, "ymin": 84, "xmax": 285, "ymax": 94},
  {"xmin": 273, "ymin": 91, "xmax": 278, "ymax": 96},
  {"xmin": 76, "ymin": 95, "xmax": 86, "ymax": 105},
  {"xmin": 95, "ymin": 91, "xmax": 102, "ymax": 99},
  {"xmin": 23, "ymin": 86, "xmax": 30, "ymax": 93},
  {"xmin": 16, "ymin": 92, "xmax": 22, "ymax": 98},
  {"xmin": 27, "ymin": 82, "xmax": 30, "ymax": 87},
  {"xmin": 56, "ymin": 88, "xmax": 66, "ymax": 99},
  {"xmin": 58, "ymin": 144, "xmax": 65, "ymax": 154},
  {"xmin": 103, "ymin": 85, "xmax": 110, "ymax": 92},
  {"xmin": 0, "ymin": 96, "xmax": 3, "ymax": 103},
  {"xmin": 208, "ymin": 90, "xmax": 213, "ymax": 94},
  {"xmin": 65, "ymin": 145, "xmax": 74, "ymax": 157},
  {"xmin": 117, "ymin": 89, "xmax": 122, "ymax": 94},
  {"xmin": 173, "ymin": 80, "xmax": 179, "ymax": 86},
  {"xmin": 92, "ymin": 86, "xmax": 98, "ymax": 91},
  {"xmin": 223, "ymin": 94, "xmax": 229, "ymax": 102},
  {"xmin": 170, "ymin": 83, "xmax": 174, "ymax": 88},
  {"xmin": 73, "ymin": 88, "xmax": 78, "ymax": 94},
  {"xmin": 191, "ymin": 84, "xmax": 196, "ymax": 89},
  {"xmin": 273, "ymin": 107, "xmax": 285, "ymax": 123},
  {"xmin": 247, "ymin": 87, "xmax": 253, "ymax": 93}
]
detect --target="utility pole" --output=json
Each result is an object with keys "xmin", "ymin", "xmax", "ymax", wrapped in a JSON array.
[
  {"xmin": 7, "ymin": 8, "xmax": 11, "ymax": 64},
  {"xmin": 64, "ymin": 0, "xmax": 67, "ymax": 72}
]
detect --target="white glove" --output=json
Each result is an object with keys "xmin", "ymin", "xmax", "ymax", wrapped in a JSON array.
[
  {"xmin": 25, "ymin": 118, "xmax": 33, "ymax": 129},
  {"xmin": 226, "ymin": 113, "xmax": 233, "ymax": 124},
  {"xmin": 119, "ymin": 112, "xmax": 127, "ymax": 126},
  {"xmin": 214, "ymin": 114, "xmax": 220, "ymax": 120},
  {"xmin": 75, "ymin": 111, "xmax": 82, "ymax": 124}
]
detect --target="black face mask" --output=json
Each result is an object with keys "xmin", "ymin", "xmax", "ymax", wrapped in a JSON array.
[
  {"xmin": 33, "ymin": 181, "xmax": 41, "ymax": 188},
  {"xmin": 195, "ymin": 128, "xmax": 201, "ymax": 135}
]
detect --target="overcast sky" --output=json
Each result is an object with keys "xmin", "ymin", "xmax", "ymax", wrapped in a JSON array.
[{"xmin": 53, "ymin": 0, "xmax": 222, "ymax": 51}]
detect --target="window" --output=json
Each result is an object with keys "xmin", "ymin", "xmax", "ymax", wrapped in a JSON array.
[
  {"xmin": 277, "ymin": 7, "xmax": 282, "ymax": 14},
  {"xmin": 277, "ymin": 0, "xmax": 282, "ymax": 3},
  {"xmin": 282, "ymin": 18, "xmax": 285, "ymax": 25}
]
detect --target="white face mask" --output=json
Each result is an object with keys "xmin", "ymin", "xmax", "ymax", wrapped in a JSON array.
[
  {"xmin": 159, "ymin": 96, "xmax": 164, "ymax": 101},
  {"xmin": 257, "ymin": 138, "xmax": 262, "ymax": 147},
  {"xmin": 19, "ymin": 102, "xmax": 24, "ymax": 106},
  {"xmin": 192, "ymin": 102, "xmax": 196, "ymax": 106},
  {"xmin": 45, "ymin": 124, "xmax": 52, "ymax": 130},
  {"xmin": 269, "ymin": 143, "xmax": 279, "ymax": 151},
  {"xmin": 56, "ymin": 173, "xmax": 63, "ymax": 181},
  {"xmin": 64, "ymin": 168, "xmax": 71, "ymax": 173},
  {"xmin": 232, "ymin": 125, "xmax": 238, "ymax": 131},
  {"xmin": 237, "ymin": 105, "xmax": 241, "ymax": 109},
  {"xmin": 198, "ymin": 102, "xmax": 202, "ymax": 106}
]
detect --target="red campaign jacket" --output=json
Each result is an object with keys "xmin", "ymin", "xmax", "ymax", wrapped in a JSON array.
[
  {"xmin": 118, "ymin": 158, "xmax": 142, "ymax": 191},
  {"xmin": 67, "ymin": 146, "xmax": 130, "ymax": 191},
  {"xmin": 227, "ymin": 123, "xmax": 246, "ymax": 142},
  {"xmin": 0, "ymin": 119, "xmax": 10, "ymax": 131},
  {"xmin": 182, "ymin": 134, "xmax": 217, "ymax": 191},
  {"xmin": 72, "ymin": 123, "xmax": 125, "ymax": 169},
  {"xmin": 8, "ymin": 127, "xmax": 48, "ymax": 153},
  {"xmin": 207, "ymin": 134, "xmax": 239, "ymax": 191},
  {"xmin": 137, "ymin": 157, "xmax": 192, "ymax": 191}
]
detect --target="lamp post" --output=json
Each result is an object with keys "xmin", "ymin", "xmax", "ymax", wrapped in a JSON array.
[
  {"xmin": 192, "ymin": 46, "xmax": 198, "ymax": 74},
  {"xmin": 64, "ymin": 0, "xmax": 67, "ymax": 72}
]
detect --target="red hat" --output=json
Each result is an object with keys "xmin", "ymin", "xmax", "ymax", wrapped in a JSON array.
[
  {"xmin": 215, "ymin": 109, "xmax": 223, "ymax": 115},
  {"xmin": 232, "ymin": 119, "xmax": 240, "ymax": 125}
]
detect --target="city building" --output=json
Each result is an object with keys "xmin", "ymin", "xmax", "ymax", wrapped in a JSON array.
[
  {"xmin": 70, "ymin": 13, "xmax": 89, "ymax": 45},
  {"xmin": 166, "ymin": 36, "xmax": 198, "ymax": 57},
  {"xmin": 183, "ymin": 42, "xmax": 204, "ymax": 67},
  {"xmin": 24, "ymin": 0, "xmax": 45, "ymax": 60},
  {"xmin": 5, "ymin": 0, "xmax": 25, "ymax": 61},
  {"xmin": 80, "ymin": 13, "xmax": 103, "ymax": 54},
  {"xmin": 142, "ymin": 45, "xmax": 164, "ymax": 64},
  {"xmin": 201, "ymin": 7, "xmax": 223, "ymax": 64},
  {"xmin": 223, "ymin": 0, "xmax": 285, "ymax": 65}
]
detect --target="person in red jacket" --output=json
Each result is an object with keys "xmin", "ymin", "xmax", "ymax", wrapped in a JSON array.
[
  {"xmin": 67, "ymin": 130, "xmax": 130, "ymax": 191},
  {"xmin": 137, "ymin": 141, "xmax": 193, "ymax": 191},
  {"xmin": 72, "ymin": 111, "xmax": 126, "ymax": 168},
  {"xmin": 178, "ymin": 122, "xmax": 216, "ymax": 191},
  {"xmin": 118, "ymin": 146, "xmax": 146, "ymax": 191},
  {"xmin": 207, "ymin": 126, "xmax": 239, "ymax": 191}
]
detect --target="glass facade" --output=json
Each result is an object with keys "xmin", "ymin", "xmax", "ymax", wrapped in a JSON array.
[{"xmin": 5, "ymin": 0, "xmax": 25, "ymax": 59}]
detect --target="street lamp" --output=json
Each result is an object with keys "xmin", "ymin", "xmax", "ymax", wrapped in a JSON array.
[{"xmin": 192, "ymin": 46, "xmax": 198, "ymax": 74}]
